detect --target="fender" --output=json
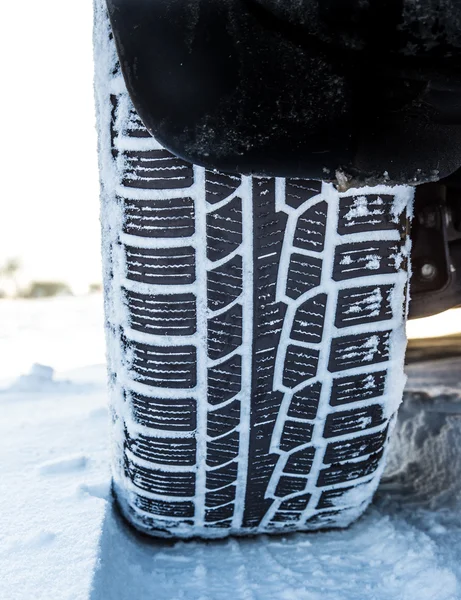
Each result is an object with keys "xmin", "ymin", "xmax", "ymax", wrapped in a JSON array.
[{"xmin": 106, "ymin": 0, "xmax": 461, "ymax": 185}]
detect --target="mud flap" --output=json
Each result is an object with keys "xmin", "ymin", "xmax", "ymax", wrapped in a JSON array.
[{"xmin": 106, "ymin": 0, "xmax": 461, "ymax": 185}]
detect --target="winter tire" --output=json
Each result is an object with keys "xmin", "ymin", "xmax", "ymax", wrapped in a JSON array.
[{"xmin": 95, "ymin": 2, "xmax": 414, "ymax": 539}]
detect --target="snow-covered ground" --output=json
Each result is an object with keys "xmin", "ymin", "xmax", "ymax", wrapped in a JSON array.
[{"xmin": 1, "ymin": 297, "xmax": 461, "ymax": 600}]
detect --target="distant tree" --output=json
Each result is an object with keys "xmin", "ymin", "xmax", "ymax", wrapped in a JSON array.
[
  {"xmin": 88, "ymin": 282, "xmax": 103, "ymax": 294},
  {"xmin": 21, "ymin": 281, "xmax": 73, "ymax": 299},
  {"xmin": 0, "ymin": 257, "xmax": 21, "ymax": 297}
]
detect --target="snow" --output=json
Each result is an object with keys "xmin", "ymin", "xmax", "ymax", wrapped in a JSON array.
[
  {"xmin": 0, "ymin": 296, "xmax": 106, "ymax": 385},
  {"xmin": 2, "ymin": 296, "xmax": 461, "ymax": 599}
]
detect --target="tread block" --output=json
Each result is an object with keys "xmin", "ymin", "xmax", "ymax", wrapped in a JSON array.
[
  {"xmin": 206, "ymin": 431, "xmax": 240, "ymax": 467},
  {"xmin": 207, "ymin": 255, "xmax": 243, "ymax": 311},
  {"xmin": 205, "ymin": 485, "xmax": 237, "ymax": 508},
  {"xmin": 204, "ymin": 519, "xmax": 233, "ymax": 529},
  {"xmin": 328, "ymin": 331, "xmax": 391, "ymax": 373},
  {"xmin": 135, "ymin": 514, "xmax": 195, "ymax": 531},
  {"xmin": 278, "ymin": 493, "xmax": 312, "ymax": 512},
  {"xmin": 124, "ymin": 290, "xmax": 196, "ymax": 336},
  {"xmin": 254, "ymin": 209, "xmax": 284, "ymax": 245},
  {"xmin": 338, "ymin": 194, "xmax": 402, "ymax": 235},
  {"xmin": 123, "ymin": 197, "xmax": 195, "ymax": 239},
  {"xmin": 317, "ymin": 487, "xmax": 356, "ymax": 509},
  {"xmin": 207, "ymin": 400, "xmax": 241, "ymax": 438},
  {"xmin": 133, "ymin": 495, "xmax": 195, "ymax": 518},
  {"xmin": 206, "ymin": 461, "xmax": 239, "ymax": 490},
  {"xmin": 207, "ymin": 304, "xmax": 243, "ymax": 360},
  {"xmin": 274, "ymin": 476, "xmax": 307, "ymax": 498},
  {"xmin": 206, "ymin": 171, "xmax": 241, "ymax": 204},
  {"xmin": 128, "ymin": 392, "xmax": 196, "ymax": 431},
  {"xmin": 283, "ymin": 345, "xmax": 320, "ymax": 388},
  {"xmin": 285, "ymin": 179, "xmax": 322, "ymax": 209},
  {"xmin": 254, "ymin": 260, "xmax": 287, "ymax": 344},
  {"xmin": 286, "ymin": 254, "xmax": 323, "ymax": 299},
  {"xmin": 290, "ymin": 294, "xmax": 327, "ymax": 344},
  {"xmin": 241, "ymin": 179, "xmax": 289, "ymax": 528},
  {"xmin": 119, "ymin": 102, "xmax": 152, "ymax": 139},
  {"xmin": 206, "ymin": 197, "xmax": 243, "ymax": 262},
  {"xmin": 324, "ymin": 426, "xmax": 389, "ymax": 464},
  {"xmin": 288, "ymin": 382, "xmax": 322, "ymax": 420},
  {"xmin": 333, "ymin": 240, "xmax": 403, "ymax": 281},
  {"xmin": 250, "ymin": 179, "xmax": 288, "ymax": 457},
  {"xmin": 124, "ymin": 459, "xmax": 196, "ymax": 496},
  {"xmin": 252, "ymin": 389, "xmax": 285, "ymax": 432},
  {"xmin": 317, "ymin": 450, "xmax": 384, "ymax": 487},
  {"xmin": 305, "ymin": 510, "xmax": 343, "ymax": 527},
  {"xmin": 330, "ymin": 371, "xmax": 387, "ymax": 406},
  {"xmin": 270, "ymin": 511, "xmax": 301, "ymax": 523},
  {"xmin": 323, "ymin": 404, "xmax": 385, "ymax": 439},
  {"xmin": 279, "ymin": 420, "xmax": 314, "ymax": 452},
  {"xmin": 254, "ymin": 304, "xmax": 286, "ymax": 345},
  {"xmin": 244, "ymin": 454, "xmax": 279, "ymax": 505},
  {"xmin": 205, "ymin": 503, "xmax": 235, "ymax": 523},
  {"xmin": 335, "ymin": 285, "xmax": 393, "ymax": 329},
  {"xmin": 207, "ymin": 354, "xmax": 242, "ymax": 405},
  {"xmin": 129, "ymin": 342, "xmax": 197, "ymax": 389},
  {"xmin": 293, "ymin": 201, "xmax": 328, "ymax": 252},
  {"xmin": 126, "ymin": 435, "xmax": 196, "ymax": 466},
  {"xmin": 283, "ymin": 447, "xmax": 315, "ymax": 475},
  {"xmin": 122, "ymin": 149, "xmax": 194, "ymax": 189},
  {"xmin": 125, "ymin": 246, "xmax": 196, "ymax": 286}
]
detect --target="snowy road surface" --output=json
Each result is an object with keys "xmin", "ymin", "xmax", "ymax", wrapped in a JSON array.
[{"xmin": 1, "ymin": 297, "xmax": 461, "ymax": 600}]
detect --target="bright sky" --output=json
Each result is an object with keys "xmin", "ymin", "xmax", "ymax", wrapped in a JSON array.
[{"xmin": 1, "ymin": 0, "xmax": 101, "ymax": 294}]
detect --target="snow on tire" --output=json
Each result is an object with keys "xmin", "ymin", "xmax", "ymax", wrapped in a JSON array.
[{"xmin": 94, "ymin": 2, "xmax": 414, "ymax": 539}]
